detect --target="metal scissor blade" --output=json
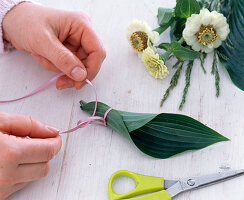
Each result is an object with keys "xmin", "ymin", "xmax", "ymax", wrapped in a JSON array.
[
  {"xmin": 164, "ymin": 180, "xmax": 178, "ymax": 189},
  {"xmin": 166, "ymin": 169, "xmax": 244, "ymax": 198},
  {"xmin": 188, "ymin": 169, "xmax": 244, "ymax": 190}
]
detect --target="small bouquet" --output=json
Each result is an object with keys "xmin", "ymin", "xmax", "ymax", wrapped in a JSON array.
[{"xmin": 127, "ymin": 0, "xmax": 243, "ymax": 110}]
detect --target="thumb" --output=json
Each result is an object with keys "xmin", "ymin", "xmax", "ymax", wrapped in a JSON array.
[
  {"xmin": 0, "ymin": 112, "xmax": 60, "ymax": 138},
  {"xmin": 36, "ymin": 33, "xmax": 87, "ymax": 82}
]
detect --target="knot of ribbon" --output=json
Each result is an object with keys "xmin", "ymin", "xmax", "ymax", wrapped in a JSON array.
[{"xmin": 0, "ymin": 73, "xmax": 112, "ymax": 134}]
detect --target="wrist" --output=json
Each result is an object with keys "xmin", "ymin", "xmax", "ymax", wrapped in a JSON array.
[{"xmin": 2, "ymin": 2, "xmax": 31, "ymax": 42}]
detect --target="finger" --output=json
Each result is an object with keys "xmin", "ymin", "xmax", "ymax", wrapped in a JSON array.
[
  {"xmin": 80, "ymin": 25, "xmax": 106, "ymax": 81},
  {"xmin": 19, "ymin": 136, "xmax": 62, "ymax": 164},
  {"xmin": 35, "ymin": 31, "xmax": 87, "ymax": 82},
  {"xmin": 31, "ymin": 53, "xmax": 78, "ymax": 90},
  {"xmin": 63, "ymin": 42, "xmax": 79, "ymax": 54},
  {"xmin": 61, "ymin": 44, "xmax": 88, "ymax": 88},
  {"xmin": 2, "ymin": 183, "xmax": 28, "ymax": 199},
  {"xmin": 56, "ymin": 75, "xmax": 85, "ymax": 90},
  {"xmin": 0, "ymin": 112, "xmax": 60, "ymax": 138},
  {"xmin": 56, "ymin": 75, "xmax": 75, "ymax": 90},
  {"xmin": 16, "ymin": 162, "xmax": 49, "ymax": 182},
  {"xmin": 85, "ymin": 51, "xmax": 104, "ymax": 81},
  {"xmin": 31, "ymin": 53, "xmax": 60, "ymax": 73},
  {"xmin": 12, "ymin": 182, "xmax": 28, "ymax": 193},
  {"xmin": 61, "ymin": 45, "xmax": 88, "ymax": 90},
  {"xmin": 74, "ymin": 81, "xmax": 84, "ymax": 90},
  {"xmin": 76, "ymin": 47, "xmax": 88, "ymax": 61}
]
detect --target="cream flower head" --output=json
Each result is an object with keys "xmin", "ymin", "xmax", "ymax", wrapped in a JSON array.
[
  {"xmin": 141, "ymin": 47, "xmax": 169, "ymax": 79},
  {"xmin": 183, "ymin": 9, "xmax": 230, "ymax": 53},
  {"xmin": 127, "ymin": 20, "xmax": 160, "ymax": 53}
]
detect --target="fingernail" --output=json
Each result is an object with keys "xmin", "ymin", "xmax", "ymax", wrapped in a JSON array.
[
  {"xmin": 46, "ymin": 125, "xmax": 60, "ymax": 134},
  {"xmin": 71, "ymin": 67, "xmax": 86, "ymax": 81}
]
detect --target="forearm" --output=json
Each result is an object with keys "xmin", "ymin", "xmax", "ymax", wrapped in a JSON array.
[{"xmin": 0, "ymin": 0, "xmax": 29, "ymax": 53}]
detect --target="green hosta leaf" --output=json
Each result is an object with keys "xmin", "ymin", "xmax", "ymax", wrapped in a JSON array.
[
  {"xmin": 171, "ymin": 42, "xmax": 201, "ymax": 61},
  {"xmin": 218, "ymin": 0, "xmax": 244, "ymax": 91},
  {"xmin": 80, "ymin": 100, "xmax": 229, "ymax": 159},
  {"xmin": 155, "ymin": 8, "xmax": 174, "ymax": 35},
  {"xmin": 158, "ymin": 8, "xmax": 174, "ymax": 26},
  {"xmin": 160, "ymin": 50, "xmax": 173, "ymax": 61},
  {"xmin": 157, "ymin": 43, "xmax": 172, "ymax": 51},
  {"xmin": 170, "ymin": 17, "xmax": 186, "ymax": 41},
  {"xmin": 157, "ymin": 42, "xmax": 201, "ymax": 61},
  {"xmin": 154, "ymin": 21, "xmax": 174, "ymax": 35},
  {"xmin": 175, "ymin": 0, "xmax": 200, "ymax": 18},
  {"xmin": 197, "ymin": 0, "xmax": 212, "ymax": 9}
]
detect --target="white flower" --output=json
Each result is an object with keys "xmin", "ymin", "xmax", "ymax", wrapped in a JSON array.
[
  {"xmin": 183, "ymin": 9, "xmax": 230, "ymax": 53},
  {"xmin": 141, "ymin": 47, "xmax": 169, "ymax": 79},
  {"xmin": 127, "ymin": 20, "xmax": 160, "ymax": 52}
]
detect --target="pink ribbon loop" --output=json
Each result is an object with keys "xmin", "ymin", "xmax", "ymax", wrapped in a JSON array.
[{"xmin": 0, "ymin": 72, "xmax": 112, "ymax": 134}]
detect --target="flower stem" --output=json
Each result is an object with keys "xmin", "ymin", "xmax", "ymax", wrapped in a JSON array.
[
  {"xmin": 215, "ymin": 65, "xmax": 220, "ymax": 97},
  {"xmin": 153, "ymin": 27, "xmax": 165, "ymax": 34},
  {"xmin": 209, "ymin": 0, "xmax": 215, "ymax": 11},
  {"xmin": 160, "ymin": 50, "xmax": 173, "ymax": 61},
  {"xmin": 212, "ymin": 50, "xmax": 217, "ymax": 74},
  {"xmin": 172, "ymin": 60, "xmax": 181, "ymax": 68},
  {"xmin": 160, "ymin": 62, "xmax": 184, "ymax": 107},
  {"xmin": 178, "ymin": 37, "xmax": 184, "ymax": 45},
  {"xmin": 179, "ymin": 61, "xmax": 194, "ymax": 110},
  {"xmin": 200, "ymin": 53, "xmax": 207, "ymax": 74},
  {"xmin": 212, "ymin": 50, "xmax": 220, "ymax": 97}
]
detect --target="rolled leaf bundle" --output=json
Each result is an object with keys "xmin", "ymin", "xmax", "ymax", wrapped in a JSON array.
[{"xmin": 80, "ymin": 100, "xmax": 228, "ymax": 159}]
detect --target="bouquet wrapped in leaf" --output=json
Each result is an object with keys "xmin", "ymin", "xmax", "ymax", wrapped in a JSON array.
[{"xmin": 81, "ymin": 100, "xmax": 228, "ymax": 159}]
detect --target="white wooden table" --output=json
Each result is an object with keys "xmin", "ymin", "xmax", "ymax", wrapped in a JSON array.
[{"xmin": 1, "ymin": 0, "xmax": 244, "ymax": 199}]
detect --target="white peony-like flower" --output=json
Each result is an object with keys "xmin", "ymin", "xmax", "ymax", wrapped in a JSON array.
[
  {"xmin": 183, "ymin": 9, "xmax": 230, "ymax": 53},
  {"xmin": 141, "ymin": 47, "xmax": 169, "ymax": 79},
  {"xmin": 127, "ymin": 20, "xmax": 160, "ymax": 53}
]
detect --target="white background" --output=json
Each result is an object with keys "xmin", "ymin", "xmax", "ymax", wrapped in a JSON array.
[{"xmin": 0, "ymin": 0, "xmax": 244, "ymax": 199}]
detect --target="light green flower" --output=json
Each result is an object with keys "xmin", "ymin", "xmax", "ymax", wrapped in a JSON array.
[
  {"xmin": 141, "ymin": 47, "xmax": 169, "ymax": 79},
  {"xmin": 127, "ymin": 20, "xmax": 160, "ymax": 53}
]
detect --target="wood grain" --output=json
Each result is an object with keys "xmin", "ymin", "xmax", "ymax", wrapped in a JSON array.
[{"xmin": 0, "ymin": 0, "xmax": 243, "ymax": 199}]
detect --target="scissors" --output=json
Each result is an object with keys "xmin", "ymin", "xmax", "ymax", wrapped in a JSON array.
[{"xmin": 108, "ymin": 169, "xmax": 244, "ymax": 200}]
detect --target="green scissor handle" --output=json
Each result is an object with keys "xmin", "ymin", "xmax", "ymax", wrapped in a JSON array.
[{"xmin": 108, "ymin": 170, "xmax": 172, "ymax": 200}]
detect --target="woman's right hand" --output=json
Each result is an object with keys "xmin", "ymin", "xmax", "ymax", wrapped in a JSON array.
[
  {"xmin": 0, "ymin": 113, "xmax": 62, "ymax": 200},
  {"xmin": 3, "ymin": 3, "xmax": 106, "ymax": 90}
]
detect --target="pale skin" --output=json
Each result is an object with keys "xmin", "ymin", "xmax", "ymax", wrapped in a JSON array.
[{"xmin": 0, "ymin": 2, "xmax": 106, "ymax": 199}]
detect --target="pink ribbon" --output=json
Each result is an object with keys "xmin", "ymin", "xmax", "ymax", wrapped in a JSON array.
[{"xmin": 0, "ymin": 72, "xmax": 112, "ymax": 134}]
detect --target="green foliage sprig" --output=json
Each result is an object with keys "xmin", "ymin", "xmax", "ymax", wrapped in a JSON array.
[
  {"xmin": 160, "ymin": 62, "xmax": 183, "ymax": 107},
  {"xmin": 179, "ymin": 61, "xmax": 194, "ymax": 110}
]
